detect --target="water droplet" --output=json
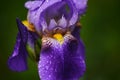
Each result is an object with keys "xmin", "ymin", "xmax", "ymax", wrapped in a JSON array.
[
  {"xmin": 48, "ymin": 75, "xmax": 51, "ymax": 78},
  {"xmin": 46, "ymin": 60, "xmax": 49, "ymax": 63},
  {"xmin": 46, "ymin": 0, "xmax": 49, "ymax": 2}
]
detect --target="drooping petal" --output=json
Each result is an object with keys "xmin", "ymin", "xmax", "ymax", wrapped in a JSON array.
[
  {"xmin": 8, "ymin": 19, "xmax": 28, "ymax": 71},
  {"xmin": 62, "ymin": 33, "xmax": 86, "ymax": 79},
  {"xmin": 16, "ymin": 18, "xmax": 28, "ymax": 43},
  {"xmin": 27, "ymin": 31, "xmax": 40, "ymax": 62},
  {"xmin": 27, "ymin": 31, "xmax": 38, "ymax": 49},
  {"xmin": 72, "ymin": 26, "xmax": 85, "ymax": 59},
  {"xmin": 38, "ymin": 37, "xmax": 63, "ymax": 80},
  {"xmin": 8, "ymin": 33, "xmax": 28, "ymax": 72}
]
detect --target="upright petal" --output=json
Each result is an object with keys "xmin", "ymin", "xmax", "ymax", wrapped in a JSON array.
[
  {"xmin": 66, "ymin": 0, "xmax": 88, "ymax": 26},
  {"xmin": 26, "ymin": 0, "xmax": 63, "ymax": 32},
  {"xmin": 72, "ymin": 0, "xmax": 88, "ymax": 14},
  {"xmin": 67, "ymin": 0, "xmax": 88, "ymax": 15},
  {"xmin": 25, "ymin": 1, "xmax": 43, "ymax": 11},
  {"xmin": 38, "ymin": 37, "xmax": 63, "ymax": 80},
  {"xmin": 69, "ymin": 10, "xmax": 78, "ymax": 26},
  {"xmin": 8, "ymin": 19, "xmax": 28, "ymax": 72}
]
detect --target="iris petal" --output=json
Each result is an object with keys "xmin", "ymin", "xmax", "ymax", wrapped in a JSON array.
[
  {"xmin": 27, "ymin": 31, "xmax": 38, "ymax": 49},
  {"xmin": 38, "ymin": 33, "xmax": 85, "ymax": 80},
  {"xmin": 8, "ymin": 19, "xmax": 28, "ymax": 71},
  {"xmin": 16, "ymin": 18, "xmax": 28, "ymax": 43},
  {"xmin": 8, "ymin": 33, "xmax": 28, "ymax": 72},
  {"xmin": 27, "ymin": 31, "xmax": 40, "ymax": 62},
  {"xmin": 67, "ymin": 0, "xmax": 88, "ymax": 15},
  {"xmin": 62, "ymin": 33, "xmax": 86, "ymax": 79},
  {"xmin": 25, "ymin": 1, "xmax": 43, "ymax": 11},
  {"xmin": 69, "ymin": 10, "xmax": 78, "ymax": 26},
  {"xmin": 25, "ymin": 0, "xmax": 88, "ymax": 33},
  {"xmin": 26, "ymin": 0, "xmax": 63, "ymax": 32},
  {"xmin": 72, "ymin": 0, "xmax": 88, "ymax": 14},
  {"xmin": 72, "ymin": 26, "xmax": 85, "ymax": 59},
  {"xmin": 38, "ymin": 37, "xmax": 63, "ymax": 80}
]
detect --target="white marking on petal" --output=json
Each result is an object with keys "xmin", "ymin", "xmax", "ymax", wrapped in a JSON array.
[
  {"xmin": 58, "ymin": 16, "xmax": 67, "ymax": 28},
  {"xmin": 49, "ymin": 19, "xmax": 57, "ymax": 30}
]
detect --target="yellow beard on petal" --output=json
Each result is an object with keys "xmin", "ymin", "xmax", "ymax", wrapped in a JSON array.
[
  {"xmin": 22, "ymin": 20, "xmax": 35, "ymax": 32},
  {"xmin": 53, "ymin": 33, "xmax": 64, "ymax": 44}
]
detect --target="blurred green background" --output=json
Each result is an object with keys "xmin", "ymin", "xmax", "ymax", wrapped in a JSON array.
[{"xmin": 0, "ymin": 0, "xmax": 120, "ymax": 80}]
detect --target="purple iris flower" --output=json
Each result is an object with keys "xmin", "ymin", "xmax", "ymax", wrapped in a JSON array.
[{"xmin": 8, "ymin": 0, "xmax": 87, "ymax": 80}]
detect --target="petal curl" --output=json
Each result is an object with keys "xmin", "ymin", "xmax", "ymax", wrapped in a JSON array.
[
  {"xmin": 72, "ymin": 0, "xmax": 88, "ymax": 14},
  {"xmin": 25, "ymin": 1, "xmax": 43, "ymax": 11},
  {"xmin": 38, "ymin": 37, "xmax": 63, "ymax": 80},
  {"xmin": 8, "ymin": 19, "xmax": 28, "ymax": 71},
  {"xmin": 67, "ymin": 0, "xmax": 88, "ymax": 15}
]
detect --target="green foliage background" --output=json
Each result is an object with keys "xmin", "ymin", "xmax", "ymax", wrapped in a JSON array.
[{"xmin": 0, "ymin": 0, "xmax": 120, "ymax": 80}]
